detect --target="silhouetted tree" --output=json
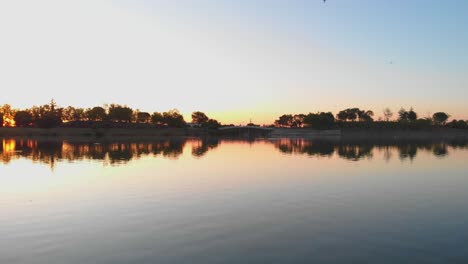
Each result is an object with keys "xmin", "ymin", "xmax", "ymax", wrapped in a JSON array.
[
  {"xmin": 336, "ymin": 110, "xmax": 348, "ymax": 122},
  {"xmin": 408, "ymin": 108, "xmax": 417, "ymax": 121},
  {"xmin": 433, "ymin": 112, "xmax": 449, "ymax": 125},
  {"xmin": 86, "ymin": 107, "xmax": 107, "ymax": 121},
  {"xmin": 398, "ymin": 108, "xmax": 408, "ymax": 121},
  {"xmin": 32, "ymin": 100, "xmax": 63, "ymax": 128},
  {"xmin": 304, "ymin": 112, "xmax": 335, "ymax": 129},
  {"xmin": 432, "ymin": 112, "xmax": 449, "ymax": 125},
  {"xmin": 383, "ymin": 108, "xmax": 393, "ymax": 122},
  {"xmin": 337, "ymin": 108, "xmax": 359, "ymax": 122},
  {"xmin": 358, "ymin": 110, "xmax": 374, "ymax": 122},
  {"xmin": 190, "ymin": 111, "xmax": 221, "ymax": 129},
  {"xmin": 14, "ymin": 110, "xmax": 33, "ymax": 127},
  {"xmin": 192, "ymin": 111, "xmax": 209, "ymax": 124},
  {"xmin": 137, "ymin": 112, "xmax": 151, "ymax": 123},
  {"xmin": 399, "ymin": 107, "xmax": 417, "ymax": 122},
  {"xmin": 337, "ymin": 108, "xmax": 372, "ymax": 122},
  {"xmin": 275, "ymin": 114, "xmax": 294, "ymax": 127},
  {"xmin": 151, "ymin": 112, "xmax": 164, "ymax": 125},
  {"xmin": 348, "ymin": 108, "xmax": 361, "ymax": 122},
  {"xmin": 108, "ymin": 104, "xmax": 133, "ymax": 122},
  {"xmin": 0, "ymin": 113, "xmax": 3, "ymax": 127},
  {"xmin": 162, "ymin": 109, "xmax": 186, "ymax": 127}
]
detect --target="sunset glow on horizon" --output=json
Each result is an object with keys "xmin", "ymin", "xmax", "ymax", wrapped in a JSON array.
[{"xmin": 1, "ymin": 1, "xmax": 467, "ymax": 124}]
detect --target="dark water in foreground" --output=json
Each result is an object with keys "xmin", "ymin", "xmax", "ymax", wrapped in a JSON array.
[{"xmin": 1, "ymin": 138, "xmax": 468, "ymax": 264}]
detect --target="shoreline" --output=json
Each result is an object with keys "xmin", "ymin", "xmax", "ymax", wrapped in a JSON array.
[{"xmin": 1, "ymin": 127, "xmax": 468, "ymax": 141}]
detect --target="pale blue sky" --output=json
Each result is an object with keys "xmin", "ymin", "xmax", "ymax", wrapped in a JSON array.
[{"xmin": 1, "ymin": 0, "xmax": 467, "ymax": 123}]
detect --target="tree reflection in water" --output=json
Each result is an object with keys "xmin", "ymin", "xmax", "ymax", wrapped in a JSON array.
[
  {"xmin": 0, "ymin": 139, "xmax": 189, "ymax": 168},
  {"xmin": 192, "ymin": 138, "xmax": 220, "ymax": 158},
  {"xmin": 273, "ymin": 139, "xmax": 467, "ymax": 161},
  {"xmin": 1, "ymin": 138, "xmax": 467, "ymax": 168}
]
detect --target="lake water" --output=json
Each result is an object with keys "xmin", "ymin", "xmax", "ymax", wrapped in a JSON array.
[{"xmin": 1, "ymin": 138, "xmax": 468, "ymax": 264}]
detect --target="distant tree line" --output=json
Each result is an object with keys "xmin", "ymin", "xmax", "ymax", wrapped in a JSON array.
[
  {"xmin": 274, "ymin": 107, "xmax": 467, "ymax": 130},
  {"xmin": 1, "ymin": 102, "xmax": 466, "ymax": 130},
  {"xmin": 0, "ymin": 100, "xmax": 220, "ymax": 129}
]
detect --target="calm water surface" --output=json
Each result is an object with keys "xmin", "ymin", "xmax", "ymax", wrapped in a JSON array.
[{"xmin": 1, "ymin": 138, "xmax": 468, "ymax": 264}]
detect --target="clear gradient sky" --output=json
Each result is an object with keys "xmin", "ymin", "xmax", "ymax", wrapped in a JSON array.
[{"xmin": 1, "ymin": 0, "xmax": 467, "ymax": 124}]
